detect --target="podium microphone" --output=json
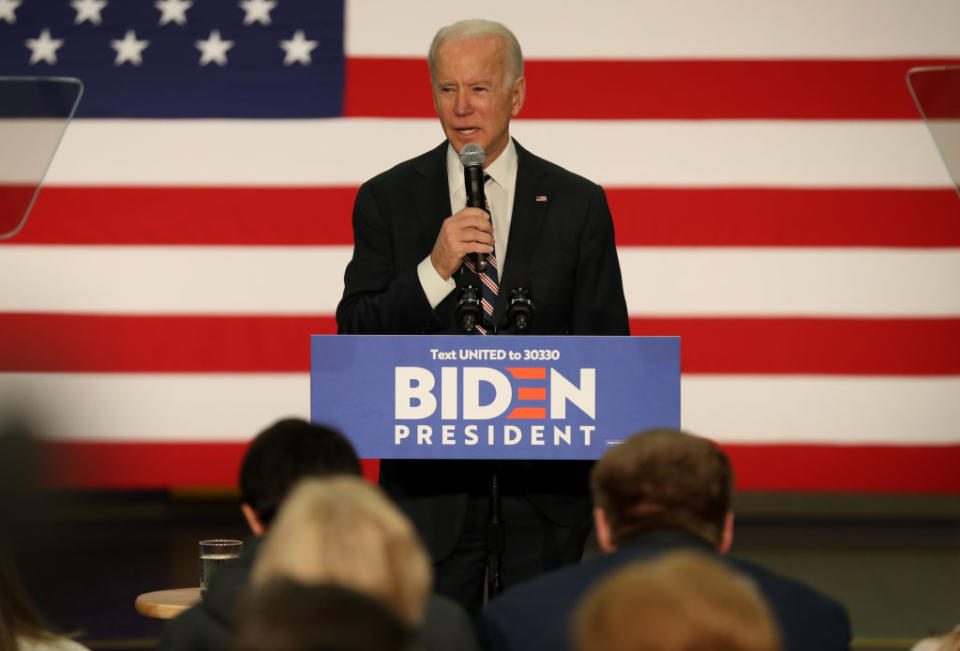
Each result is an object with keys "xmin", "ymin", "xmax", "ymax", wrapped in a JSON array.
[
  {"xmin": 507, "ymin": 286, "xmax": 535, "ymax": 332},
  {"xmin": 455, "ymin": 280, "xmax": 482, "ymax": 333},
  {"xmin": 460, "ymin": 143, "xmax": 488, "ymax": 272},
  {"xmin": 456, "ymin": 285, "xmax": 482, "ymax": 332}
]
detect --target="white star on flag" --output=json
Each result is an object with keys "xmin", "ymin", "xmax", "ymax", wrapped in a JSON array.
[
  {"xmin": 71, "ymin": 0, "xmax": 108, "ymax": 25},
  {"xmin": 155, "ymin": 0, "xmax": 191, "ymax": 26},
  {"xmin": 195, "ymin": 29, "xmax": 234, "ymax": 66},
  {"xmin": 279, "ymin": 30, "xmax": 318, "ymax": 66},
  {"xmin": 25, "ymin": 28, "xmax": 64, "ymax": 65},
  {"xmin": 0, "ymin": 0, "xmax": 21, "ymax": 24},
  {"xmin": 239, "ymin": 0, "xmax": 276, "ymax": 26},
  {"xmin": 111, "ymin": 29, "xmax": 149, "ymax": 66}
]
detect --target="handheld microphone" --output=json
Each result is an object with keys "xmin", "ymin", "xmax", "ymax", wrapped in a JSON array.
[{"xmin": 459, "ymin": 143, "xmax": 488, "ymax": 272}]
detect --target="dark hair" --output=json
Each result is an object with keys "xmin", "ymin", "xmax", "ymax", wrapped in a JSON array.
[
  {"xmin": 0, "ymin": 540, "xmax": 59, "ymax": 649},
  {"xmin": 1, "ymin": 423, "xmax": 69, "ymax": 649},
  {"xmin": 232, "ymin": 578, "xmax": 419, "ymax": 651},
  {"xmin": 239, "ymin": 419, "xmax": 361, "ymax": 527},
  {"xmin": 590, "ymin": 429, "xmax": 733, "ymax": 546}
]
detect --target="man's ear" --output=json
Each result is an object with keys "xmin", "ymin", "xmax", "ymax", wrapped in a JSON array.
[
  {"xmin": 594, "ymin": 507, "xmax": 617, "ymax": 554},
  {"xmin": 718, "ymin": 511, "xmax": 734, "ymax": 554},
  {"xmin": 511, "ymin": 75, "xmax": 526, "ymax": 116},
  {"xmin": 241, "ymin": 502, "xmax": 266, "ymax": 536}
]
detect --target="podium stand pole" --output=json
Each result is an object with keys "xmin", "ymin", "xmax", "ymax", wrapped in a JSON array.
[{"xmin": 486, "ymin": 465, "xmax": 504, "ymax": 599}]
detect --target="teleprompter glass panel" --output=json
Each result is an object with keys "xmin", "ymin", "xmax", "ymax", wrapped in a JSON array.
[
  {"xmin": 0, "ymin": 77, "xmax": 83, "ymax": 239},
  {"xmin": 908, "ymin": 66, "xmax": 960, "ymax": 198}
]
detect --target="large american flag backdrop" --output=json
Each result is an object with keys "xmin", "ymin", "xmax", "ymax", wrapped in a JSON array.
[{"xmin": 1, "ymin": 0, "xmax": 958, "ymax": 493}]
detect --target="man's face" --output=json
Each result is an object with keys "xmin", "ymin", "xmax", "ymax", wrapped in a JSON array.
[{"xmin": 432, "ymin": 35, "xmax": 525, "ymax": 165}]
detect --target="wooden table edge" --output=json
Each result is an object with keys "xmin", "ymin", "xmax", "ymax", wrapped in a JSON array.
[{"xmin": 135, "ymin": 587, "xmax": 201, "ymax": 619}]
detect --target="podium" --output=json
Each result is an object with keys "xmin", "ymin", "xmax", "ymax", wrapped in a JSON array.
[
  {"xmin": 311, "ymin": 334, "xmax": 679, "ymax": 597},
  {"xmin": 310, "ymin": 335, "xmax": 680, "ymax": 461}
]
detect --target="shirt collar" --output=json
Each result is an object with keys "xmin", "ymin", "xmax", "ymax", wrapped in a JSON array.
[{"xmin": 446, "ymin": 138, "xmax": 517, "ymax": 192}]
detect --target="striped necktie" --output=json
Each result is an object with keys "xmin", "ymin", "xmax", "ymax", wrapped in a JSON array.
[{"xmin": 463, "ymin": 175, "xmax": 499, "ymax": 334}]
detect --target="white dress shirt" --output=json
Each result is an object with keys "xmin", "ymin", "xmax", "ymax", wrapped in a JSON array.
[{"xmin": 417, "ymin": 139, "xmax": 519, "ymax": 309}]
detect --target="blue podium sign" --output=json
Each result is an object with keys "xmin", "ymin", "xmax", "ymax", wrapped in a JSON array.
[{"xmin": 310, "ymin": 335, "xmax": 679, "ymax": 460}]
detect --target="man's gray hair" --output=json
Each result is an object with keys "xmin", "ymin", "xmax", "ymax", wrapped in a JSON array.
[{"xmin": 428, "ymin": 19, "xmax": 524, "ymax": 83}]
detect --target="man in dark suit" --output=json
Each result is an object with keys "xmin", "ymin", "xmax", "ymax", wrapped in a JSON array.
[
  {"xmin": 336, "ymin": 19, "xmax": 629, "ymax": 613},
  {"xmin": 479, "ymin": 429, "xmax": 852, "ymax": 651}
]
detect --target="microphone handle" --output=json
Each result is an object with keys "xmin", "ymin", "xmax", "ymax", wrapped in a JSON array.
[{"xmin": 463, "ymin": 164, "xmax": 488, "ymax": 271}]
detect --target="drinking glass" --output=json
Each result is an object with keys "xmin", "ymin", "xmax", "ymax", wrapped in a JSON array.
[{"xmin": 199, "ymin": 539, "xmax": 243, "ymax": 594}]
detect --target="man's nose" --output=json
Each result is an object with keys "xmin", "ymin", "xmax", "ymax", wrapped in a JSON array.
[{"xmin": 454, "ymin": 92, "xmax": 472, "ymax": 115}]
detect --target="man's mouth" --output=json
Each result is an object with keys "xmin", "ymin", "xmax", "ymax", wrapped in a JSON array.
[{"xmin": 456, "ymin": 128, "xmax": 479, "ymax": 136}]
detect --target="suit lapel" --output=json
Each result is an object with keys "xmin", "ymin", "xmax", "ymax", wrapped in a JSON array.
[
  {"xmin": 494, "ymin": 141, "xmax": 550, "ymax": 324},
  {"xmin": 415, "ymin": 142, "xmax": 453, "ymax": 256}
]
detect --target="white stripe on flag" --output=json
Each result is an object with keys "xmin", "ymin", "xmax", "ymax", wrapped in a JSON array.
[
  {"xmin": 346, "ymin": 0, "xmax": 960, "ymax": 58},
  {"xmin": 618, "ymin": 248, "xmax": 960, "ymax": 316},
  {"xmin": 28, "ymin": 119, "xmax": 951, "ymax": 188},
  {"xmin": 3, "ymin": 246, "xmax": 959, "ymax": 315},
  {"xmin": 4, "ymin": 372, "xmax": 958, "ymax": 444},
  {"xmin": 683, "ymin": 375, "xmax": 960, "ymax": 444}
]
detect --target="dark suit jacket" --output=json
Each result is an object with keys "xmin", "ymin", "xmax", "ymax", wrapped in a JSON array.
[
  {"xmin": 158, "ymin": 537, "xmax": 481, "ymax": 651},
  {"xmin": 479, "ymin": 530, "xmax": 852, "ymax": 651},
  {"xmin": 335, "ymin": 139, "xmax": 629, "ymax": 561}
]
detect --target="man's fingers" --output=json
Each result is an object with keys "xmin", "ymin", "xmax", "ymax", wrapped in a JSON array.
[
  {"xmin": 430, "ymin": 211, "xmax": 498, "ymax": 278},
  {"xmin": 452, "ymin": 208, "xmax": 494, "ymax": 232}
]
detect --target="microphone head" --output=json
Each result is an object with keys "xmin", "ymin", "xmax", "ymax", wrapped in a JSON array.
[{"xmin": 459, "ymin": 143, "xmax": 485, "ymax": 168}]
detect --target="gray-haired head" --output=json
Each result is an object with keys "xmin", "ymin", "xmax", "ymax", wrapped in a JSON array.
[{"xmin": 428, "ymin": 19, "xmax": 524, "ymax": 84}]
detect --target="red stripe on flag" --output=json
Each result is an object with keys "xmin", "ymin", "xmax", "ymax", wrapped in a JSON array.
[
  {"xmin": 0, "ymin": 184, "xmax": 37, "ymax": 237},
  {"xmin": 0, "ymin": 314, "xmax": 337, "ymax": 373},
  {"xmin": 723, "ymin": 443, "xmax": 960, "ymax": 493},
  {"xmin": 907, "ymin": 68, "xmax": 960, "ymax": 120},
  {"xmin": 41, "ymin": 441, "xmax": 380, "ymax": 489},
  {"xmin": 630, "ymin": 317, "xmax": 960, "ymax": 375},
  {"xmin": 10, "ymin": 186, "xmax": 358, "ymax": 245},
  {"xmin": 37, "ymin": 441, "xmax": 960, "ymax": 493},
  {"xmin": 606, "ymin": 188, "xmax": 960, "ymax": 248},
  {"xmin": 3, "ymin": 314, "xmax": 959, "ymax": 375},
  {"xmin": 7, "ymin": 186, "xmax": 958, "ymax": 247},
  {"xmin": 345, "ymin": 58, "xmax": 960, "ymax": 120}
]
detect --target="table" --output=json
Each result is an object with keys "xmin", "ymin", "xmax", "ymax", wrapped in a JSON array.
[{"xmin": 135, "ymin": 587, "xmax": 201, "ymax": 619}]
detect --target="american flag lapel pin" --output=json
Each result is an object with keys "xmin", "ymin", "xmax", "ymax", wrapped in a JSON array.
[{"xmin": 535, "ymin": 195, "xmax": 548, "ymax": 202}]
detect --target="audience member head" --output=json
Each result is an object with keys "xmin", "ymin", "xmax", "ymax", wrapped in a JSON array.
[
  {"xmin": 238, "ymin": 418, "xmax": 360, "ymax": 534},
  {"xmin": 590, "ymin": 428, "xmax": 734, "ymax": 552},
  {"xmin": 250, "ymin": 477, "xmax": 431, "ymax": 625},
  {"xmin": 573, "ymin": 551, "xmax": 782, "ymax": 651},
  {"xmin": 233, "ymin": 578, "xmax": 418, "ymax": 651}
]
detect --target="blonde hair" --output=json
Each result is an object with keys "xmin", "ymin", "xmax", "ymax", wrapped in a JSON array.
[
  {"xmin": 250, "ymin": 477, "xmax": 431, "ymax": 624},
  {"xmin": 912, "ymin": 626, "xmax": 960, "ymax": 651},
  {"xmin": 574, "ymin": 552, "xmax": 782, "ymax": 651}
]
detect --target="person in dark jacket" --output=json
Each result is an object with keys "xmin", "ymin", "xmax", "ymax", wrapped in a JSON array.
[
  {"xmin": 479, "ymin": 428, "xmax": 851, "ymax": 651},
  {"xmin": 158, "ymin": 418, "xmax": 480, "ymax": 651},
  {"xmin": 233, "ymin": 579, "xmax": 419, "ymax": 651}
]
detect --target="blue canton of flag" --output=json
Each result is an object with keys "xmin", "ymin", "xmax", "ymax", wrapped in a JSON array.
[{"xmin": 0, "ymin": 0, "xmax": 345, "ymax": 117}]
